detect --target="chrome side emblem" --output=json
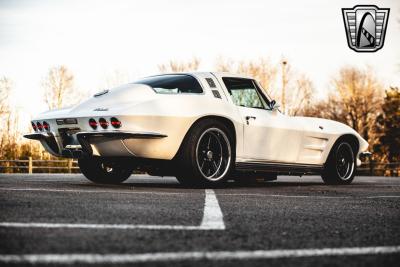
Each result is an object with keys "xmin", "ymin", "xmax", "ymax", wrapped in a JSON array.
[
  {"xmin": 342, "ymin": 5, "xmax": 390, "ymax": 52},
  {"xmin": 93, "ymin": 108, "xmax": 108, "ymax": 111},
  {"xmin": 94, "ymin": 89, "xmax": 109, "ymax": 97}
]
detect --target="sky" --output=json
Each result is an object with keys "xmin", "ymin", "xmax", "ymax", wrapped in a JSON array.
[{"xmin": 0, "ymin": 0, "xmax": 399, "ymax": 125}]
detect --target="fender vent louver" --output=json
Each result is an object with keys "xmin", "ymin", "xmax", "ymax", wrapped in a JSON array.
[
  {"xmin": 205, "ymin": 78, "xmax": 216, "ymax": 88},
  {"xmin": 212, "ymin": 90, "xmax": 221, "ymax": 99}
]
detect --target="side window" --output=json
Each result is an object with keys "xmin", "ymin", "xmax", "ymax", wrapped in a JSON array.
[{"xmin": 222, "ymin": 77, "xmax": 266, "ymax": 109}]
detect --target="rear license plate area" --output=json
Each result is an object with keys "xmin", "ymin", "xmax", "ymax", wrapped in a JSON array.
[{"xmin": 58, "ymin": 128, "xmax": 81, "ymax": 147}]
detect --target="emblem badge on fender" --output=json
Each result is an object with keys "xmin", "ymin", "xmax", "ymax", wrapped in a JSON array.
[
  {"xmin": 93, "ymin": 108, "xmax": 108, "ymax": 111},
  {"xmin": 342, "ymin": 5, "xmax": 390, "ymax": 52}
]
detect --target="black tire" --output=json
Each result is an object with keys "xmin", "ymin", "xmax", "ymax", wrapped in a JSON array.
[
  {"xmin": 175, "ymin": 119, "xmax": 234, "ymax": 187},
  {"xmin": 78, "ymin": 157, "xmax": 133, "ymax": 184},
  {"xmin": 321, "ymin": 141, "xmax": 356, "ymax": 185}
]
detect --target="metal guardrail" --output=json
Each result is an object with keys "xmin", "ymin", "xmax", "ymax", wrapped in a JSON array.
[
  {"xmin": 0, "ymin": 157, "xmax": 79, "ymax": 174},
  {"xmin": 0, "ymin": 158, "xmax": 398, "ymax": 176}
]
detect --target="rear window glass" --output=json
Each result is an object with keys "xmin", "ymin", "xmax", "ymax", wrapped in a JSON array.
[{"xmin": 134, "ymin": 74, "xmax": 203, "ymax": 94}]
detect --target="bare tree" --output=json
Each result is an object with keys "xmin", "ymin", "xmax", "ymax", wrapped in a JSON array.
[
  {"xmin": 103, "ymin": 70, "xmax": 132, "ymax": 89},
  {"xmin": 288, "ymin": 74, "xmax": 315, "ymax": 116},
  {"xmin": 216, "ymin": 57, "xmax": 314, "ymax": 115},
  {"xmin": 0, "ymin": 76, "xmax": 12, "ymax": 116},
  {"xmin": 216, "ymin": 57, "xmax": 278, "ymax": 95},
  {"xmin": 42, "ymin": 66, "xmax": 80, "ymax": 110},
  {"xmin": 0, "ymin": 77, "xmax": 12, "ymax": 158},
  {"xmin": 373, "ymin": 87, "xmax": 400, "ymax": 167},
  {"xmin": 302, "ymin": 96, "xmax": 347, "ymax": 123},
  {"xmin": 280, "ymin": 60, "xmax": 288, "ymax": 113},
  {"xmin": 275, "ymin": 60, "xmax": 316, "ymax": 116},
  {"xmin": 303, "ymin": 66, "xmax": 384, "ymax": 144},
  {"xmin": 332, "ymin": 66, "xmax": 383, "ymax": 142},
  {"xmin": 158, "ymin": 57, "xmax": 200, "ymax": 73}
]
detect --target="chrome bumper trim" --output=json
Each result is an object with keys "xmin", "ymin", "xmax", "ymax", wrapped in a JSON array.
[
  {"xmin": 76, "ymin": 131, "xmax": 167, "ymax": 139},
  {"xmin": 65, "ymin": 144, "xmax": 82, "ymax": 149},
  {"xmin": 75, "ymin": 131, "xmax": 167, "ymax": 156},
  {"xmin": 23, "ymin": 132, "xmax": 53, "ymax": 140},
  {"xmin": 23, "ymin": 132, "xmax": 60, "ymax": 156}
]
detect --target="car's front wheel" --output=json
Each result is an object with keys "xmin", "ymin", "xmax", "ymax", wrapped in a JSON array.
[
  {"xmin": 322, "ymin": 141, "xmax": 356, "ymax": 185},
  {"xmin": 78, "ymin": 157, "xmax": 133, "ymax": 184},
  {"xmin": 176, "ymin": 119, "xmax": 234, "ymax": 187}
]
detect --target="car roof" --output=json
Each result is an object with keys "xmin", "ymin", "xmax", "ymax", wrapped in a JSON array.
[{"xmin": 146, "ymin": 72, "xmax": 255, "ymax": 80}]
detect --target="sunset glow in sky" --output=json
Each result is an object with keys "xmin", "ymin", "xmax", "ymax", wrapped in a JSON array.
[{"xmin": 0, "ymin": 0, "xmax": 399, "ymax": 127}]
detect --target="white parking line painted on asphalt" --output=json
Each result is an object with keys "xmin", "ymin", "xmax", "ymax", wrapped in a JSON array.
[
  {"xmin": 0, "ymin": 189, "xmax": 225, "ymax": 231},
  {"xmin": 2, "ymin": 187, "xmax": 400, "ymax": 199},
  {"xmin": 218, "ymin": 193, "xmax": 352, "ymax": 199},
  {"xmin": 365, "ymin": 195, "xmax": 400, "ymax": 199},
  {"xmin": 0, "ymin": 246, "xmax": 399, "ymax": 264},
  {"xmin": 3, "ymin": 187, "xmax": 400, "ymax": 199},
  {"xmin": 217, "ymin": 193, "xmax": 400, "ymax": 199},
  {"xmin": 0, "ymin": 222, "xmax": 204, "ymax": 230},
  {"xmin": 199, "ymin": 189, "xmax": 225, "ymax": 230},
  {"xmin": 0, "ymin": 187, "xmax": 196, "ymax": 195},
  {"xmin": 0, "ymin": 188, "xmax": 131, "ymax": 194}
]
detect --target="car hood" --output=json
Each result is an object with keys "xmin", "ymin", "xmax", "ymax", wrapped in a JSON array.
[{"xmin": 293, "ymin": 116, "xmax": 351, "ymax": 133}]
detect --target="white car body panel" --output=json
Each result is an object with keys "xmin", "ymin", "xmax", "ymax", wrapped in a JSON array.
[{"xmin": 26, "ymin": 72, "xmax": 369, "ymax": 171}]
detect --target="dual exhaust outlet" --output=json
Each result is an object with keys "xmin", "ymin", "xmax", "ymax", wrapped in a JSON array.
[{"xmin": 62, "ymin": 145, "xmax": 84, "ymax": 159}]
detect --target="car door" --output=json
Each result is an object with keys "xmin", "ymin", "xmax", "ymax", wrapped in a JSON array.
[{"xmin": 218, "ymin": 77, "xmax": 304, "ymax": 163}]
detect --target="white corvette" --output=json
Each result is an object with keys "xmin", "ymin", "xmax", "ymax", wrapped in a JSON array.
[{"xmin": 25, "ymin": 72, "xmax": 369, "ymax": 186}]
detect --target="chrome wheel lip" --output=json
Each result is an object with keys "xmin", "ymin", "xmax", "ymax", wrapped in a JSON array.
[
  {"xmin": 335, "ymin": 143, "xmax": 355, "ymax": 180},
  {"xmin": 195, "ymin": 127, "xmax": 231, "ymax": 182}
]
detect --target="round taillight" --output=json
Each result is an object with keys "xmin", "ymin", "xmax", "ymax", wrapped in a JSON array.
[
  {"xmin": 110, "ymin": 117, "xmax": 121, "ymax": 128},
  {"xmin": 43, "ymin": 121, "xmax": 50, "ymax": 131},
  {"xmin": 89, "ymin": 118, "xmax": 98, "ymax": 130},
  {"xmin": 99, "ymin": 118, "xmax": 108, "ymax": 129},
  {"xmin": 37, "ymin": 122, "xmax": 43, "ymax": 131},
  {"xmin": 31, "ymin": 122, "xmax": 37, "ymax": 132}
]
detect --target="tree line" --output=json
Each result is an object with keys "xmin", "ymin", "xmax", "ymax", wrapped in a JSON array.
[{"xmin": 0, "ymin": 57, "xmax": 398, "ymax": 175}]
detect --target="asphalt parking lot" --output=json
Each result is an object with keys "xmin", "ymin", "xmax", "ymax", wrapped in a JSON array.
[{"xmin": 0, "ymin": 174, "xmax": 399, "ymax": 266}]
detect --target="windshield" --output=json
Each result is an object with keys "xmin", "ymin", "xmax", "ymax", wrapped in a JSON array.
[{"xmin": 133, "ymin": 74, "xmax": 203, "ymax": 94}]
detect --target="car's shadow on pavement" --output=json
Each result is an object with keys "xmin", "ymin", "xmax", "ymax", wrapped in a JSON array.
[{"xmin": 74, "ymin": 178, "xmax": 325, "ymax": 191}]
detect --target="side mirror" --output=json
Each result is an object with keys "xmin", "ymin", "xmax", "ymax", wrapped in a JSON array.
[{"xmin": 269, "ymin": 100, "xmax": 280, "ymax": 111}]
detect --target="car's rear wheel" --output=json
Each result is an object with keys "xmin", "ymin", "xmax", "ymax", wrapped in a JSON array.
[
  {"xmin": 78, "ymin": 157, "xmax": 133, "ymax": 184},
  {"xmin": 176, "ymin": 119, "xmax": 234, "ymax": 187},
  {"xmin": 322, "ymin": 141, "xmax": 356, "ymax": 185}
]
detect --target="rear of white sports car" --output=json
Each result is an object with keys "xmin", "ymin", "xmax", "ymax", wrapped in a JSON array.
[
  {"xmin": 25, "ymin": 74, "xmax": 239, "ymax": 185},
  {"xmin": 26, "ymin": 77, "xmax": 202, "ymax": 159}
]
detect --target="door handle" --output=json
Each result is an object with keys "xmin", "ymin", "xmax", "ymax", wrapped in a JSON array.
[
  {"xmin": 245, "ymin": 116, "xmax": 256, "ymax": 125},
  {"xmin": 245, "ymin": 116, "xmax": 256, "ymax": 120}
]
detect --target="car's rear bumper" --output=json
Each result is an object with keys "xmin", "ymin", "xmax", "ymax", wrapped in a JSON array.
[{"xmin": 24, "ymin": 131, "xmax": 167, "ymax": 158}]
